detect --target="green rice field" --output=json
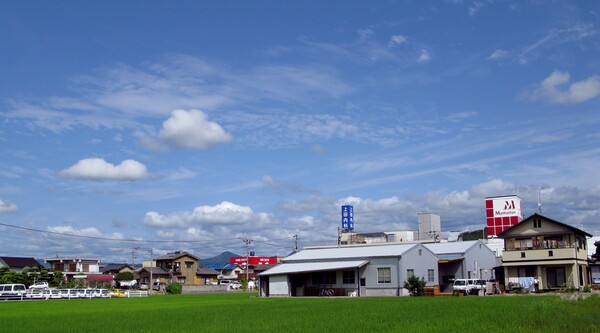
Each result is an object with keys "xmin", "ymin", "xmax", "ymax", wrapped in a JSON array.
[{"xmin": 1, "ymin": 293, "xmax": 599, "ymax": 333}]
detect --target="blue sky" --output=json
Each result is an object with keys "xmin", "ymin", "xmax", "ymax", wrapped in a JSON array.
[{"xmin": 1, "ymin": 1, "xmax": 599, "ymax": 262}]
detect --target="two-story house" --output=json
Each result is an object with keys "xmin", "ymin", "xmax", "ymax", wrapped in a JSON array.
[
  {"xmin": 155, "ymin": 251, "xmax": 200, "ymax": 285},
  {"xmin": 498, "ymin": 213, "xmax": 591, "ymax": 291}
]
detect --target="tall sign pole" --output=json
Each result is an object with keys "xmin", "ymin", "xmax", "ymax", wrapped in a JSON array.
[{"xmin": 241, "ymin": 237, "xmax": 253, "ymax": 287}]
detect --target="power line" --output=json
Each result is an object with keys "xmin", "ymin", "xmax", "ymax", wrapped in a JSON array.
[{"xmin": 0, "ymin": 222, "xmax": 240, "ymax": 244}]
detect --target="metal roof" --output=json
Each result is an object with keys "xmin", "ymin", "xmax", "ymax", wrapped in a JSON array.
[
  {"xmin": 422, "ymin": 240, "xmax": 479, "ymax": 255},
  {"xmin": 259, "ymin": 260, "xmax": 369, "ymax": 276},
  {"xmin": 284, "ymin": 243, "xmax": 418, "ymax": 262},
  {"xmin": 204, "ymin": 263, "xmax": 239, "ymax": 270}
]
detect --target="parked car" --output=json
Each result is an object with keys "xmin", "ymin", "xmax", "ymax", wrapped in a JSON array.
[
  {"xmin": 29, "ymin": 282, "xmax": 50, "ymax": 290},
  {"xmin": 219, "ymin": 280, "xmax": 242, "ymax": 289},
  {"xmin": 0, "ymin": 284, "xmax": 27, "ymax": 297},
  {"xmin": 229, "ymin": 281, "xmax": 242, "ymax": 289},
  {"xmin": 452, "ymin": 279, "xmax": 486, "ymax": 295},
  {"xmin": 110, "ymin": 289, "xmax": 127, "ymax": 298},
  {"xmin": 152, "ymin": 282, "xmax": 165, "ymax": 291},
  {"xmin": 138, "ymin": 283, "xmax": 148, "ymax": 290}
]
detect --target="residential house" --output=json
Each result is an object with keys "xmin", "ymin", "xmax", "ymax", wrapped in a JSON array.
[
  {"xmin": 155, "ymin": 251, "xmax": 200, "ymax": 285},
  {"xmin": 0, "ymin": 256, "xmax": 40, "ymax": 273},
  {"xmin": 498, "ymin": 213, "xmax": 592, "ymax": 291},
  {"xmin": 101, "ymin": 263, "xmax": 134, "ymax": 275},
  {"xmin": 45, "ymin": 257, "xmax": 103, "ymax": 283},
  {"xmin": 196, "ymin": 267, "xmax": 220, "ymax": 285},
  {"xmin": 136, "ymin": 267, "xmax": 170, "ymax": 285},
  {"xmin": 204, "ymin": 263, "xmax": 243, "ymax": 281}
]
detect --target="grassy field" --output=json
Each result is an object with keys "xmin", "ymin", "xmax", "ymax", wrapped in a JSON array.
[{"xmin": 1, "ymin": 293, "xmax": 599, "ymax": 332}]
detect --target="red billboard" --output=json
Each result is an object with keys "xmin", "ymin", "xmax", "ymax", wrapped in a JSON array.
[
  {"xmin": 486, "ymin": 195, "xmax": 523, "ymax": 237},
  {"xmin": 229, "ymin": 256, "xmax": 277, "ymax": 265}
]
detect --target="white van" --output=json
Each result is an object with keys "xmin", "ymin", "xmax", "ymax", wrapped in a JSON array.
[{"xmin": 0, "ymin": 284, "xmax": 27, "ymax": 296}]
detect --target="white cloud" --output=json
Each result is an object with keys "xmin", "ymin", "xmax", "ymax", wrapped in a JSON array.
[
  {"xmin": 143, "ymin": 109, "xmax": 232, "ymax": 150},
  {"xmin": 59, "ymin": 158, "xmax": 148, "ymax": 181},
  {"xmin": 46, "ymin": 226, "xmax": 125, "ymax": 240},
  {"xmin": 469, "ymin": 1, "xmax": 485, "ymax": 17},
  {"xmin": 389, "ymin": 34, "xmax": 408, "ymax": 47},
  {"xmin": 418, "ymin": 49, "xmax": 432, "ymax": 63},
  {"xmin": 487, "ymin": 49, "xmax": 509, "ymax": 60},
  {"xmin": 0, "ymin": 199, "xmax": 18, "ymax": 212},
  {"xmin": 143, "ymin": 201, "xmax": 272, "ymax": 228},
  {"xmin": 358, "ymin": 27, "xmax": 374, "ymax": 41},
  {"xmin": 523, "ymin": 71, "xmax": 600, "ymax": 104}
]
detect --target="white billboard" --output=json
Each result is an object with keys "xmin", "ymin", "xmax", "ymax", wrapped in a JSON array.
[{"xmin": 490, "ymin": 196, "xmax": 522, "ymax": 218}]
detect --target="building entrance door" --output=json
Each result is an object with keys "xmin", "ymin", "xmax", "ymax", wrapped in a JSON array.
[{"xmin": 546, "ymin": 267, "xmax": 565, "ymax": 288}]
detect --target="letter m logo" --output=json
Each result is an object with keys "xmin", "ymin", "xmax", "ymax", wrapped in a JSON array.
[{"xmin": 504, "ymin": 201, "xmax": 515, "ymax": 210}]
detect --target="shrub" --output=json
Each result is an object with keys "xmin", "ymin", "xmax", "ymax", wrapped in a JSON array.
[
  {"xmin": 166, "ymin": 283, "xmax": 182, "ymax": 294},
  {"xmin": 403, "ymin": 276, "xmax": 425, "ymax": 296}
]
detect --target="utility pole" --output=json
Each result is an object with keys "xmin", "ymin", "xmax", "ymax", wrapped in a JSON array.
[
  {"xmin": 131, "ymin": 247, "xmax": 139, "ymax": 268},
  {"xmin": 148, "ymin": 249, "xmax": 153, "ymax": 296},
  {"xmin": 241, "ymin": 237, "xmax": 253, "ymax": 286}
]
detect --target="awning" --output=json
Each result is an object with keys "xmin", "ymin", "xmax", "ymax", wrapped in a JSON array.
[
  {"xmin": 258, "ymin": 260, "xmax": 369, "ymax": 276},
  {"xmin": 86, "ymin": 274, "xmax": 114, "ymax": 281}
]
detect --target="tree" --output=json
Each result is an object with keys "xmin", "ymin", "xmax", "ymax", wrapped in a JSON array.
[
  {"xmin": 403, "ymin": 276, "xmax": 426, "ymax": 296},
  {"xmin": 115, "ymin": 271, "xmax": 134, "ymax": 283},
  {"xmin": 51, "ymin": 270, "xmax": 63, "ymax": 287}
]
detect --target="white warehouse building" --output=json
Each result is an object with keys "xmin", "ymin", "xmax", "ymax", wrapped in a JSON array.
[{"xmin": 258, "ymin": 240, "xmax": 496, "ymax": 297}]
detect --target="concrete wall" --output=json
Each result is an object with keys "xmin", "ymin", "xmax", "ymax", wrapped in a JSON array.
[{"xmin": 182, "ymin": 285, "xmax": 228, "ymax": 294}]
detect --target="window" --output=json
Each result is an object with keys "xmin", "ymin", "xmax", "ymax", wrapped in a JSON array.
[
  {"xmin": 343, "ymin": 271, "xmax": 355, "ymax": 284},
  {"xmin": 427, "ymin": 269, "xmax": 434, "ymax": 282},
  {"xmin": 533, "ymin": 219, "xmax": 542, "ymax": 228},
  {"xmin": 377, "ymin": 267, "xmax": 391, "ymax": 284},
  {"xmin": 521, "ymin": 252, "xmax": 526, "ymax": 258},
  {"xmin": 407, "ymin": 269, "xmax": 415, "ymax": 279},
  {"xmin": 360, "ymin": 278, "xmax": 366, "ymax": 286},
  {"xmin": 548, "ymin": 250, "xmax": 553, "ymax": 257},
  {"xmin": 311, "ymin": 272, "xmax": 336, "ymax": 285},
  {"xmin": 185, "ymin": 261, "xmax": 194, "ymax": 269}
]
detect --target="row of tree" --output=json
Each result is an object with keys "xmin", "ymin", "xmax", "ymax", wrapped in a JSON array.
[{"xmin": 0, "ymin": 266, "xmax": 86, "ymax": 288}]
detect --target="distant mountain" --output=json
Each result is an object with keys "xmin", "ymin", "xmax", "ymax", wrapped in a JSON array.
[{"xmin": 199, "ymin": 251, "xmax": 240, "ymax": 267}]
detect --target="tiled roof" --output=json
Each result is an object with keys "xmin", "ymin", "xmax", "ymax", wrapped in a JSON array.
[
  {"xmin": 197, "ymin": 267, "xmax": 219, "ymax": 275},
  {"xmin": 155, "ymin": 251, "xmax": 199, "ymax": 261},
  {"xmin": 101, "ymin": 263, "xmax": 133, "ymax": 273},
  {"xmin": 0, "ymin": 256, "xmax": 40, "ymax": 268}
]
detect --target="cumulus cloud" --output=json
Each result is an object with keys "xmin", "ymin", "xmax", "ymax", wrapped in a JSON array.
[
  {"xmin": 523, "ymin": 71, "xmax": 600, "ymax": 104},
  {"xmin": 59, "ymin": 158, "xmax": 148, "ymax": 181},
  {"xmin": 143, "ymin": 201, "xmax": 272, "ymax": 228},
  {"xmin": 0, "ymin": 199, "xmax": 18, "ymax": 212},
  {"xmin": 143, "ymin": 109, "xmax": 232, "ymax": 150}
]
